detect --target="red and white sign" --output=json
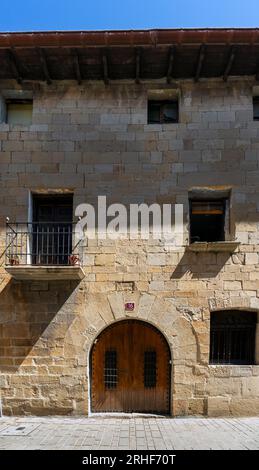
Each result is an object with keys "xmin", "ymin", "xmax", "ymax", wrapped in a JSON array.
[{"xmin": 125, "ymin": 302, "xmax": 135, "ymax": 311}]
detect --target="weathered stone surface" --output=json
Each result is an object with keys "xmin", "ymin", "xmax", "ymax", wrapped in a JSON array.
[{"xmin": 207, "ymin": 397, "xmax": 231, "ymax": 416}]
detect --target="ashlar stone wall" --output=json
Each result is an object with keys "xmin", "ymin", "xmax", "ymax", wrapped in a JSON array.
[{"xmin": 0, "ymin": 78, "xmax": 258, "ymax": 416}]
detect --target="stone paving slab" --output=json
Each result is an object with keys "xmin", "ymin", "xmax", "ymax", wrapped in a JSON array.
[{"xmin": 0, "ymin": 416, "xmax": 258, "ymax": 450}]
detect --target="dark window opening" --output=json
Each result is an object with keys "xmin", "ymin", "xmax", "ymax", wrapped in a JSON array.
[
  {"xmin": 148, "ymin": 100, "xmax": 178, "ymax": 124},
  {"xmin": 210, "ymin": 310, "xmax": 257, "ymax": 365},
  {"xmin": 32, "ymin": 194, "xmax": 73, "ymax": 265},
  {"xmin": 104, "ymin": 350, "xmax": 117, "ymax": 389},
  {"xmin": 144, "ymin": 350, "xmax": 157, "ymax": 388},
  {"xmin": 6, "ymin": 99, "xmax": 33, "ymax": 126},
  {"xmin": 190, "ymin": 199, "xmax": 226, "ymax": 243},
  {"xmin": 253, "ymin": 97, "xmax": 259, "ymax": 121}
]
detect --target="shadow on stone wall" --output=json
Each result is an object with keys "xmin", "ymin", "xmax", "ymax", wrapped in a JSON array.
[
  {"xmin": 171, "ymin": 251, "xmax": 231, "ymax": 279},
  {"xmin": 0, "ymin": 278, "xmax": 80, "ymax": 372}
]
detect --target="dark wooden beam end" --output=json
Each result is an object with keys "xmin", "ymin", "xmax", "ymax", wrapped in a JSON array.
[
  {"xmin": 194, "ymin": 44, "xmax": 206, "ymax": 82},
  {"xmin": 167, "ymin": 46, "xmax": 175, "ymax": 84},
  {"xmin": 7, "ymin": 49, "xmax": 22, "ymax": 84},
  {"xmin": 135, "ymin": 48, "xmax": 141, "ymax": 84},
  {"xmin": 37, "ymin": 48, "xmax": 52, "ymax": 85},
  {"xmin": 223, "ymin": 45, "xmax": 236, "ymax": 82},
  {"xmin": 72, "ymin": 50, "xmax": 82, "ymax": 84},
  {"xmin": 102, "ymin": 52, "xmax": 109, "ymax": 85}
]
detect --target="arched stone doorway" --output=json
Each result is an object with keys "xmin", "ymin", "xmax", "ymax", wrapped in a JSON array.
[{"xmin": 90, "ymin": 319, "xmax": 171, "ymax": 414}]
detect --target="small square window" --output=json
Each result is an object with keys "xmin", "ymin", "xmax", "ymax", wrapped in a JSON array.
[
  {"xmin": 6, "ymin": 99, "xmax": 33, "ymax": 125},
  {"xmin": 148, "ymin": 100, "xmax": 178, "ymax": 124},
  {"xmin": 189, "ymin": 199, "xmax": 227, "ymax": 243},
  {"xmin": 253, "ymin": 97, "xmax": 259, "ymax": 121}
]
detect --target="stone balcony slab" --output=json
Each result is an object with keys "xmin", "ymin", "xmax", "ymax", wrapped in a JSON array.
[
  {"xmin": 5, "ymin": 265, "xmax": 85, "ymax": 281},
  {"xmin": 187, "ymin": 241, "xmax": 240, "ymax": 253}
]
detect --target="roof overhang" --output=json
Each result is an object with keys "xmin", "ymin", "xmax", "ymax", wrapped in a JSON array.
[{"xmin": 0, "ymin": 28, "xmax": 259, "ymax": 83}]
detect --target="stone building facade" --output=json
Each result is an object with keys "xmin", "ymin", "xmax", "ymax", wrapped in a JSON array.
[{"xmin": 0, "ymin": 29, "xmax": 259, "ymax": 417}]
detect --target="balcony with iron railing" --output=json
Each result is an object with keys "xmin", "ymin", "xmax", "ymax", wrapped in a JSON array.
[{"xmin": 5, "ymin": 221, "xmax": 85, "ymax": 280}]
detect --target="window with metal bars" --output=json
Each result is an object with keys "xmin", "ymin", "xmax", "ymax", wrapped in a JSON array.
[
  {"xmin": 32, "ymin": 194, "xmax": 73, "ymax": 265},
  {"xmin": 104, "ymin": 350, "xmax": 117, "ymax": 389},
  {"xmin": 148, "ymin": 100, "xmax": 178, "ymax": 124},
  {"xmin": 210, "ymin": 311, "xmax": 257, "ymax": 365},
  {"xmin": 144, "ymin": 350, "xmax": 157, "ymax": 388},
  {"xmin": 253, "ymin": 97, "xmax": 259, "ymax": 120}
]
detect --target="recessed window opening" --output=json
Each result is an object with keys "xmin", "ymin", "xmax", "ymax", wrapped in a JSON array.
[
  {"xmin": 190, "ymin": 199, "xmax": 226, "ymax": 243},
  {"xmin": 253, "ymin": 96, "xmax": 259, "ymax": 121},
  {"xmin": 148, "ymin": 100, "xmax": 178, "ymax": 124},
  {"xmin": 6, "ymin": 99, "xmax": 33, "ymax": 125}
]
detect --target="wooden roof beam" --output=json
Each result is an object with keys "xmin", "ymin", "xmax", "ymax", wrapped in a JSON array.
[
  {"xmin": 166, "ymin": 46, "xmax": 175, "ymax": 84},
  {"xmin": 223, "ymin": 45, "xmax": 236, "ymax": 82},
  {"xmin": 72, "ymin": 49, "xmax": 82, "ymax": 84},
  {"xmin": 194, "ymin": 44, "xmax": 206, "ymax": 82},
  {"xmin": 102, "ymin": 51, "xmax": 109, "ymax": 85},
  {"xmin": 37, "ymin": 48, "xmax": 52, "ymax": 85},
  {"xmin": 135, "ymin": 48, "xmax": 141, "ymax": 84},
  {"xmin": 7, "ymin": 48, "xmax": 22, "ymax": 84},
  {"xmin": 255, "ymin": 57, "xmax": 259, "ymax": 81}
]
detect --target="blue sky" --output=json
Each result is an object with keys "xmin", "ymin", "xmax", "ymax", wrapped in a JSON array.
[{"xmin": 0, "ymin": 0, "xmax": 259, "ymax": 31}]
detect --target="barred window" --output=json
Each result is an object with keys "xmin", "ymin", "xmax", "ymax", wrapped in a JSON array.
[
  {"xmin": 104, "ymin": 350, "xmax": 117, "ymax": 389},
  {"xmin": 144, "ymin": 350, "xmax": 157, "ymax": 388},
  {"xmin": 210, "ymin": 311, "xmax": 257, "ymax": 365}
]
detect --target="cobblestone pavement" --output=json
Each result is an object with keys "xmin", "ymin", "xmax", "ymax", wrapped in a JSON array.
[{"xmin": 0, "ymin": 416, "xmax": 258, "ymax": 450}]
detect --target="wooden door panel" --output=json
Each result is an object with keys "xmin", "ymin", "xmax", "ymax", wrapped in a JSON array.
[
  {"xmin": 91, "ymin": 322, "xmax": 129, "ymax": 412},
  {"xmin": 130, "ymin": 323, "xmax": 169, "ymax": 413},
  {"xmin": 91, "ymin": 320, "xmax": 170, "ymax": 414}
]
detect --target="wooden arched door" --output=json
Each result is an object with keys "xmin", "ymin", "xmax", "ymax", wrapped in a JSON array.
[{"xmin": 90, "ymin": 320, "xmax": 171, "ymax": 414}]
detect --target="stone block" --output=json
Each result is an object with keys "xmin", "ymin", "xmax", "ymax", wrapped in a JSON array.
[
  {"xmin": 207, "ymin": 397, "xmax": 230, "ymax": 416},
  {"xmin": 245, "ymin": 253, "xmax": 258, "ymax": 265}
]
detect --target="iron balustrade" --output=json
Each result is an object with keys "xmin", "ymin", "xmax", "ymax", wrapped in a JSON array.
[{"xmin": 6, "ymin": 221, "xmax": 82, "ymax": 266}]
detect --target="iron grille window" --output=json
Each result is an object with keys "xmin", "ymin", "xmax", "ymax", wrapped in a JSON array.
[
  {"xmin": 148, "ymin": 100, "xmax": 178, "ymax": 124},
  {"xmin": 104, "ymin": 350, "xmax": 117, "ymax": 389},
  {"xmin": 253, "ymin": 97, "xmax": 259, "ymax": 120},
  {"xmin": 144, "ymin": 350, "xmax": 157, "ymax": 388},
  {"xmin": 190, "ymin": 199, "xmax": 226, "ymax": 243},
  {"xmin": 210, "ymin": 311, "xmax": 257, "ymax": 365}
]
